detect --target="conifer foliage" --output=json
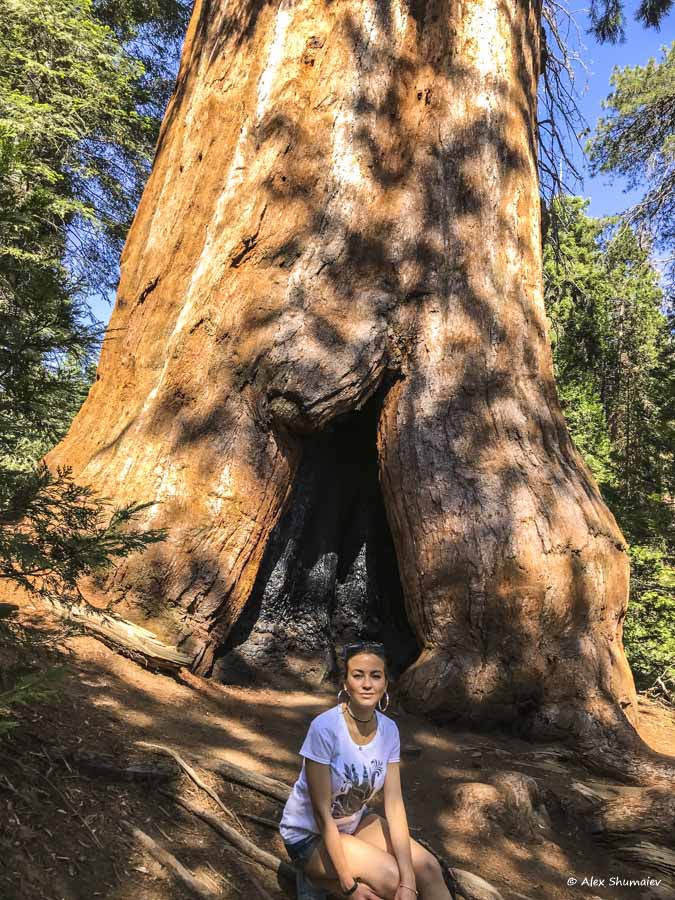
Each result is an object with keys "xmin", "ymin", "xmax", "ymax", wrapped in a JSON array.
[
  {"xmin": 544, "ymin": 196, "xmax": 675, "ymax": 693},
  {"xmin": 0, "ymin": 0, "xmax": 189, "ymax": 610},
  {"xmin": 588, "ymin": 41, "xmax": 675, "ymax": 286}
]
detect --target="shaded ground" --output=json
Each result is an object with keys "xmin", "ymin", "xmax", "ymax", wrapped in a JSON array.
[{"xmin": 1, "ymin": 596, "xmax": 674, "ymax": 900}]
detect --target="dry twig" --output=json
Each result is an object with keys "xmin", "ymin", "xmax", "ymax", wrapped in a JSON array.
[
  {"xmin": 138, "ymin": 740, "xmax": 248, "ymax": 834},
  {"xmin": 161, "ymin": 789, "xmax": 295, "ymax": 881},
  {"xmin": 122, "ymin": 821, "xmax": 219, "ymax": 898},
  {"xmin": 239, "ymin": 811, "xmax": 280, "ymax": 830}
]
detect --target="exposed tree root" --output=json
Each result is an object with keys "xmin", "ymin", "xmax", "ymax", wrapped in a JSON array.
[
  {"xmin": 535, "ymin": 697, "xmax": 675, "ymax": 788},
  {"xmin": 11, "ymin": 729, "xmax": 568, "ymax": 899},
  {"xmin": 239, "ymin": 812, "xmax": 281, "ymax": 830},
  {"xmin": 29, "ymin": 596, "xmax": 675, "ymax": 895},
  {"xmin": 577, "ymin": 739, "xmax": 675, "ymax": 788},
  {"xmin": 43, "ymin": 596, "xmax": 675, "ymax": 794},
  {"xmin": 161, "ymin": 789, "xmax": 296, "ymax": 881},
  {"xmin": 138, "ymin": 740, "xmax": 247, "ymax": 833},
  {"xmin": 586, "ymin": 787, "xmax": 675, "ymax": 847},
  {"xmin": 543, "ymin": 778, "xmax": 675, "ymax": 894},
  {"xmin": 189, "ymin": 756, "xmax": 503, "ymax": 900},
  {"xmin": 610, "ymin": 843, "xmax": 675, "ymax": 879},
  {"xmin": 236, "ymin": 866, "xmax": 278, "ymax": 900},
  {"xmin": 122, "ymin": 820, "xmax": 219, "ymax": 898},
  {"xmin": 443, "ymin": 772, "xmax": 552, "ymax": 844}
]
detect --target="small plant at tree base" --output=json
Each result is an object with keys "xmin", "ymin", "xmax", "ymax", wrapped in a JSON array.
[
  {"xmin": 0, "ymin": 602, "xmax": 66, "ymax": 736},
  {"xmin": 0, "ymin": 462, "xmax": 167, "ymax": 606},
  {"xmin": 0, "ymin": 667, "xmax": 65, "ymax": 737},
  {"xmin": 0, "ymin": 464, "xmax": 167, "ymax": 736}
]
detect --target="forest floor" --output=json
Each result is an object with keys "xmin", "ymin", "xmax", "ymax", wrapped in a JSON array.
[{"xmin": 1, "ymin": 595, "xmax": 674, "ymax": 900}]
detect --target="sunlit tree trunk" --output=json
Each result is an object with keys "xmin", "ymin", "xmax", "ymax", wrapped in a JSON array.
[{"xmin": 44, "ymin": 0, "xmax": 672, "ymax": 777}]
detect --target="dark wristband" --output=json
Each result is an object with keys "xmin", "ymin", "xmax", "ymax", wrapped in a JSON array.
[{"xmin": 343, "ymin": 877, "xmax": 361, "ymax": 896}]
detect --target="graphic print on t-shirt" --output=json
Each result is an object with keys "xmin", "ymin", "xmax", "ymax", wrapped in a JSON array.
[
  {"xmin": 279, "ymin": 707, "xmax": 400, "ymax": 843},
  {"xmin": 332, "ymin": 758, "xmax": 384, "ymax": 818}
]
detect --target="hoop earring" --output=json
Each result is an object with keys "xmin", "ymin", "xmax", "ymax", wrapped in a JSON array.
[
  {"xmin": 337, "ymin": 688, "xmax": 349, "ymax": 704},
  {"xmin": 378, "ymin": 691, "xmax": 389, "ymax": 712}
]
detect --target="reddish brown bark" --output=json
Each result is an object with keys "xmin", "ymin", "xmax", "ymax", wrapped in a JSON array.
[{"xmin": 43, "ymin": 0, "xmax": 666, "ymax": 772}]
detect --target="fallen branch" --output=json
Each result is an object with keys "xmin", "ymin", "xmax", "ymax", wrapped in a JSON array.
[
  {"xmin": 61, "ymin": 749, "xmax": 179, "ymax": 784},
  {"xmin": 239, "ymin": 812, "xmax": 281, "ymax": 830},
  {"xmin": 645, "ymin": 670, "xmax": 675, "ymax": 705},
  {"xmin": 201, "ymin": 757, "xmax": 291, "ymax": 803},
  {"xmin": 138, "ymin": 740, "xmax": 247, "ymax": 833},
  {"xmin": 122, "ymin": 821, "xmax": 219, "ymax": 898},
  {"xmin": 162, "ymin": 789, "xmax": 295, "ymax": 881},
  {"xmin": 50, "ymin": 599, "xmax": 193, "ymax": 671}
]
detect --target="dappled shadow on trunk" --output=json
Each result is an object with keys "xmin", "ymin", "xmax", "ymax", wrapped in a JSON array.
[{"xmin": 38, "ymin": 0, "xmax": 668, "ymax": 784}]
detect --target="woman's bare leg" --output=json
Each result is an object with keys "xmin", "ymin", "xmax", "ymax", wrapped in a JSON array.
[
  {"xmin": 303, "ymin": 831, "xmax": 400, "ymax": 899},
  {"xmin": 354, "ymin": 814, "xmax": 453, "ymax": 900}
]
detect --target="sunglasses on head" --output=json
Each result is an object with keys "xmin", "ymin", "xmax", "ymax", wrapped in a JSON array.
[{"xmin": 344, "ymin": 641, "xmax": 386, "ymax": 661}]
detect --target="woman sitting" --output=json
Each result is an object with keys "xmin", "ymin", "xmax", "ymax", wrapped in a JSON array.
[{"xmin": 279, "ymin": 641, "xmax": 454, "ymax": 899}]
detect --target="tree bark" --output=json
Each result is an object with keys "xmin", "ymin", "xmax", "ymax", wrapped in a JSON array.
[
  {"xmin": 43, "ymin": 0, "xmax": 652, "ymax": 765},
  {"xmin": 588, "ymin": 788, "xmax": 675, "ymax": 847}
]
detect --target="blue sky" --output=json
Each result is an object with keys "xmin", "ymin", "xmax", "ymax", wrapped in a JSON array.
[
  {"xmin": 573, "ymin": 6, "xmax": 674, "ymax": 217},
  {"xmin": 88, "ymin": 5, "xmax": 674, "ymax": 325}
]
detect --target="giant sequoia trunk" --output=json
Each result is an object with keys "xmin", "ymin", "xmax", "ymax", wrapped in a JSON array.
[{"xmin": 43, "ymin": 0, "xmax": 669, "ymax": 773}]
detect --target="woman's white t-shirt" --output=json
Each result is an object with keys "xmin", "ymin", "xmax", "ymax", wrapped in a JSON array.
[{"xmin": 279, "ymin": 704, "xmax": 400, "ymax": 844}]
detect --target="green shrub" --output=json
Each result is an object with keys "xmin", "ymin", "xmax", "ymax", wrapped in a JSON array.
[
  {"xmin": 0, "ymin": 668, "xmax": 65, "ymax": 736},
  {"xmin": 623, "ymin": 544, "xmax": 675, "ymax": 692}
]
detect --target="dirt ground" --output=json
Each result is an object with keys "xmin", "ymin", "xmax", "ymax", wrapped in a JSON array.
[{"xmin": 1, "ymin": 596, "xmax": 674, "ymax": 900}]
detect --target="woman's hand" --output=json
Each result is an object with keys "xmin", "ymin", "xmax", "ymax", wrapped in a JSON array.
[
  {"xmin": 394, "ymin": 884, "xmax": 418, "ymax": 900},
  {"xmin": 351, "ymin": 883, "xmax": 382, "ymax": 900}
]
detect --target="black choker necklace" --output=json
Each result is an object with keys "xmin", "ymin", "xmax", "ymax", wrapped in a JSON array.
[{"xmin": 345, "ymin": 703, "xmax": 375, "ymax": 724}]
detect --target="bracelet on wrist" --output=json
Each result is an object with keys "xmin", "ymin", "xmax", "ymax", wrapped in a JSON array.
[
  {"xmin": 342, "ymin": 877, "xmax": 361, "ymax": 896},
  {"xmin": 399, "ymin": 885, "xmax": 418, "ymax": 896}
]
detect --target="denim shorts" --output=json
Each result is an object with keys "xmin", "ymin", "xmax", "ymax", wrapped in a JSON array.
[
  {"xmin": 282, "ymin": 806, "xmax": 374, "ymax": 869},
  {"xmin": 283, "ymin": 832, "xmax": 323, "ymax": 868}
]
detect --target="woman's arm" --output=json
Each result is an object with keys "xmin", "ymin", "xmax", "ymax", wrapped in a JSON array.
[
  {"xmin": 383, "ymin": 762, "xmax": 416, "ymax": 898},
  {"xmin": 305, "ymin": 759, "xmax": 358, "ymax": 895}
]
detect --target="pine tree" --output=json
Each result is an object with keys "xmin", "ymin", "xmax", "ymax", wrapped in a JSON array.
[
  {"xmin": 588, "ymin": 41, "xmax": 675, "ymax": 285},
  {"xmin": 544, "ymin": 195, "xmax": 675, "ymax": 692},
  {"xmin": 0, "ymin": 0, "xmax": 188, "ymax": 605}
]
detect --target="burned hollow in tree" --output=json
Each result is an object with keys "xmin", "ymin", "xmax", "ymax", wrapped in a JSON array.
[{"xmin": 214, "ymin": 389, "xmax": 419, "ymax": 686}]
